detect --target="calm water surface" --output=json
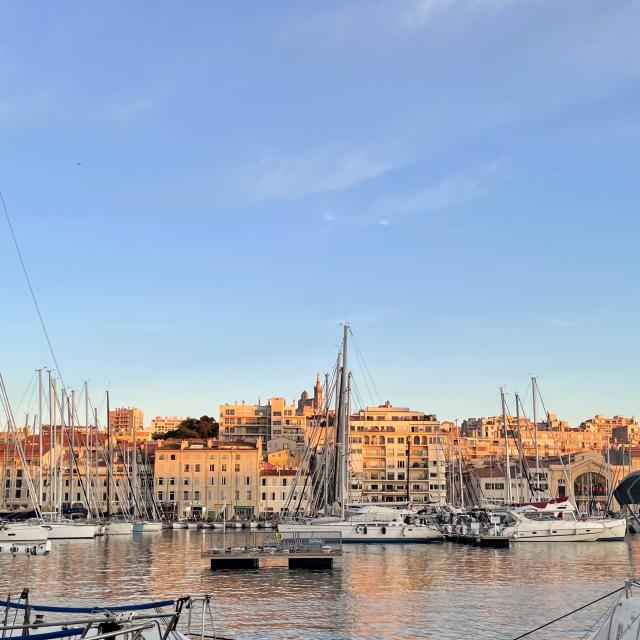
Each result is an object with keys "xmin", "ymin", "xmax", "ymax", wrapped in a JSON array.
[{"xmin": 1, "ymin": 530, "xmax": 638, "ymax": 639}]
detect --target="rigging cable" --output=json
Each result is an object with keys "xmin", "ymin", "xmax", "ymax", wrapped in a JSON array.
[{"xmin": 1, "ymin": 191, "xmax": 64, "ymax": 385}]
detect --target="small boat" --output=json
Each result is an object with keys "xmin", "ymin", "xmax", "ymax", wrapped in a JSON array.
[
  {"xmin": 0, "ymin": 540, "xmax": 51, "ymax": 556},
  {"xmin": 45, "ymin": 521, "xmax": 97, "ymax": 539},
  {"xmin": 186, "ymin": 521, "xmax": 199, "ymax": 529},
  {"xmin": 133, "ymin": 521, "xmax": 163, "ymax": 533},
  {"xmin": 0, "ymin": 592, "xmax": 220, "ymax": 640},
  {"xmin": 226, "ymin": 520, "xmax": 243, "ymax": 529},
  {"xmin": 258, "ymin": 521, "xmax": 274, "ymax": 529},
  {"xmin": 0, "ymin": 522, "xmax": 49, "ymax": 543},
  {"xmin": 211, "ymin": 521, "xmax": 225, "ymax": 530},
  {"xmin": 172, "ymin": 520, "xmax": 187, "ymax": 529},
  {"xmin": 103, "ymin": 520, "xmax": 133, "ymax": 536},
  {"xmin": 243, "ymin": 520, "xmax": 259, "ymax": 529}
]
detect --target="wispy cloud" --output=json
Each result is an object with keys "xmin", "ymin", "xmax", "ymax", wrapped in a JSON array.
[
  {"xmin": 243, "ymin": 147, "xmax": 400, "ymax": 201},
  {"xmin": 374, "ymin": 158, "xmax": 508, "ymax": 225},
  {"xmin": 400, "ymin": 0, "xmax": 514, "ymax": 29}
]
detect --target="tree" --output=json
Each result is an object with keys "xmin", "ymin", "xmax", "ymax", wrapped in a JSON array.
[{"xmin": 153, "ymin": 415, "xmax": 219, "ymax": 440}]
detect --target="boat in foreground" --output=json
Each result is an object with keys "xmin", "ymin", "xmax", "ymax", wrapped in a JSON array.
[{"xmin": 0, "ymin": 522, "xmax": 50, "ymax": 542}]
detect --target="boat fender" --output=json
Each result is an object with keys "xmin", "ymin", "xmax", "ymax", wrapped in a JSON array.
[
  {"xmin": 381, "ymin": 527, "xmax": 386, "ymax": 535},
  {"xmin": 363, "ymin": 526, "xmax": 367, "ymax": 535}
]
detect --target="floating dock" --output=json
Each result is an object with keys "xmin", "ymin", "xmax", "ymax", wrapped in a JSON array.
[
  {"xmin": 445, "ymin": 533, "xmax": 510, "ymax": 548},
  {"xmin": 202, "ymin": 531, "xmax": 342, "ymax": 570}
]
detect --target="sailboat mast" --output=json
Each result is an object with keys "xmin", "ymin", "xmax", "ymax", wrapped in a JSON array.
[
  {"xmin": 70, "ymin": 389, "xmax": 76, "ymax": 509},
  {"xmin": 337, "ymin": 324, "xmax": 349, "ymax": 519},
  {"xmin": 131, "ymin": 420, "xmax": 137, "ymax": 519},
  {"xmin": 51, "ymin": 376, "xmax": 57, "ymax": 513},
  {"xmin": 323, "ymin": 372, "xmax": 330, "ymax": 515},
  {"xmin": 515, "ymin": 392, "xmax": 522, "ymax": 503},
  {"xmin": 501, "ymin": 387, "xmax": 511, "ymax": 504},
  {"xmin": 106, "ymin": 390, "xmax": 111, "ymax": 520},
  {"xmin": 532, "ymin": 376, "xmax": 540, "ymax": 499},
  {"xmin": 85, "ymin": 381, "xmax": 91, "ymax": 518},
  {"xmin": 37, "ymin": 368, "xmax": 43, "ymax": 508}
]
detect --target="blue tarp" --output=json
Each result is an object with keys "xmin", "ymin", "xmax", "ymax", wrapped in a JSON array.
[
  {"xmin": 15, "ymin": 627, "xmax": 85, "ymax": 639},
  {"xmin": 0, "ymin": 599, "xmax": 175, "ymax": 613}
]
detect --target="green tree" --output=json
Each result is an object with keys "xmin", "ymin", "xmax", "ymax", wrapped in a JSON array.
[{"xmin": 153, "ymin": 415, "xmax": 219, "ymax": 440}]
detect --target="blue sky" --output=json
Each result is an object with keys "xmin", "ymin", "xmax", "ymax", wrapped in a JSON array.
[{"xmin": 1, "ymin": 1, "xmax": 639, "ymax": 426}]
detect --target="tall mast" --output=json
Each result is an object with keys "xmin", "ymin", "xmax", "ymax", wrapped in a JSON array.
[
  {"xmin": 51, "ymin": 376, "xmax": 57, "ymax": 513},
  {"xmin": 337, "ymin": 324, "xmax": 349, "ymax": 518},
  {"xmin": 515, "ymin": 393, "xmax": 522, "ymax": 503},
  {"xmin": 37, "ymin": 368, "xmax": 43, "ymax": 508},
  {"xmin": 85, "ymin": 381, "xmax": 91, "ymax": 518},
  {"xmin": 106, "ymin": 390, "xmax": 111, "ymax": 520},
  {"xmin": 131, "ymin": 419, "xmax": 137, "ymax": 519},
  {"xmin": 532, "ymin": 376, "xmax": 540, "ymax": 499},
  {"xmin": 70, "ymin": 389, "xmax": 76, "ymax": 508},
  {"xmin": 501, "ymin": 387, "xmax": 511, "ymax": 505},
  {"xmin": 323, "ymin": 372, "xmax": 330, "ymax": 515}
]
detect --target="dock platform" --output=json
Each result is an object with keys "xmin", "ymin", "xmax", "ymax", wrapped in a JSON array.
[
  {"xmin": 202, "ymin": 531, "xmax": 342, "ymax": 570},
  {"xmin": 445, "ymin": 533, "xmax": 510, "ymax": 548}
]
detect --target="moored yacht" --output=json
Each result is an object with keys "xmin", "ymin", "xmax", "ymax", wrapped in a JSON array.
[{"xmin": 502, "ymin": 501, "xmax": 626, "ymax": 542}]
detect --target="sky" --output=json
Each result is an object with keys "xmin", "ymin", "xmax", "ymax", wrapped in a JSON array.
[{"xmin": 1, "ymin": 0, "xmax": 639, "ymax": 427}]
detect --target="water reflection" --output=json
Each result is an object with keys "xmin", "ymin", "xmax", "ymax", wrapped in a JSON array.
[{"xmin": 0, "ymin": 530, "xmax": 637, "ymax": 639}]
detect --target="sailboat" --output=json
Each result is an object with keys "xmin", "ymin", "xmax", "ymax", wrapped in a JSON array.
[
  {"xmin": 102, "ymin": 391, "xmax": 133, "ymax": 536},
  {"xmin": 277, "ymin": 325, "xmax": 443, "ymax": 544}
]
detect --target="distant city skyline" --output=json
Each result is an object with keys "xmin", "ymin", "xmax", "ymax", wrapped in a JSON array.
[{"xmin": 1, "ymin": 2, "xmax": 639, "ymax": 426}]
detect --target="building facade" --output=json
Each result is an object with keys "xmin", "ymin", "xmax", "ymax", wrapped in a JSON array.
[
  {"xmin": 149, "ymin": 417, "xmax": 185, "ymax": 436},
  {"xmin": 109, "ymin": 407, "xmax": 144, "ymax": 434},
  {"xmin": 348, "ymin": 403, "xmax": 447, "ymax": 506},
  {"xmin": 154, "ymin": 439, "xmax": 261, "ymax": 519}
]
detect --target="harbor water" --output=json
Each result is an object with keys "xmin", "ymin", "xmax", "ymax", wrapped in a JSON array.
[{"xmin": 0, "ymin": 530, "xmax": 637, "ymax": 639}]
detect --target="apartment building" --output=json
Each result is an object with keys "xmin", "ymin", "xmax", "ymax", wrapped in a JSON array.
[
  {"xmin": 348, "ymin": 402, "xmax": 447, "ymax": 505},
  {"xmin": 149, "ymin": 416, "xmax": 185, "ymax": 436},
  {"xmin": 220, "ymin": 375, "xmax": 323, "ymax": 452},
  {"xmin": 154, "ymin": 439, "xmax": 261, "ymax": 519},
  {"xmin": 109, "ymin": 407, "xmax": 144, "ymax": 434}
]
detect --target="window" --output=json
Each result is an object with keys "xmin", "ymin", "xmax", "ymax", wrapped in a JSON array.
[
  {"xmin": 195, "ymin": 464, "xmax": 201, "ymax": 472},
  {"xmin": 246, "ymin": 491, "xmax": 251, "ymax": 500},
  {"xmin": 183, "ymin": 491, "xmax": 189, "ymax": 500},
  {"xmin": 209, "ymin": 464, "xmax": 215, "ymax": 472},
  {"xmin": 261, "ymin": 492, "xmax": 266, "ymax": 500},
  {"xmin": 194, "ymin": 491, "xmax": 200, "ymax": 501},
  {"xmin": 170, "ymin": 454, "xmax": 176, "ymax": 461},
  {"xmin": 283, "ymin": 479, "xmax": 287, "ymax": 487},
  {"xmin": 221, "ymin": 477, "xmax": 226, "ymax": 485},
  {"xmin": 159, "ymin": 454, "xmax": 165, "ymax": 460},
  {"xmin": 245, "ymin": 476, "xmax": 251, "ymax": 485},
  {"xmin": 235, "ymin": 464, "xmax": 240, "ymax": 472},
  {"xmin": 235, "ymin": 491, "xmax": 240, "ymax": 500},
  {"xmin": 261, "ymin": 478, "xmax": 266, "ymax": 486},
  {"xmin": 169, "ymin": 477, "xmax": 175, "ymax": 485},
  {"xmin": 184, "ymin": 479, "xmax": 190, "ymax": 486},
  {"xmin": 271, "ymin": 492, "xmax": 276, "ymax": 501},
  {"xmin": 222, "ymin": 464, "xmax": 227, "ymax": 472},
  {"xmin": 184, "ymin": 464, "xmax": 190, "ymax": 472},
  {"xmin": 158, "ymin": 477, "xmax": 164, "ymax": 485},
  {"xmin": 158, "ymin": 491, "xmax": 164, "ymax": 501}
]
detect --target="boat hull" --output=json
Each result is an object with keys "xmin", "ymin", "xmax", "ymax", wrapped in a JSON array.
[
  {"xmin": 0, "ymin": 524, "xmax": 49, "ymax": 543},
  {"xmin": 0, "ymin": 540, "xmax": 51, "ymax": 555},
  {"xmin": 133, "ymin": 521, "xmax": 163, "ymax": 533},
  {"xmin": 46, "ymin": 523, "xmax": 96, "ymax": 539},
  {"xmin": 104, "ymin": 521, "xmax": 133, "ymax": 536},
  {"xmin": 506, "ymin": 517, "xmax": 627, "ymax": 542}
]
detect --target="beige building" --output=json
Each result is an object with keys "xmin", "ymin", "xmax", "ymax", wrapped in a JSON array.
[
  {"xmin": 220, "ymin": 376, "xmax": 323, "ymax": 453},
  {"xmin": 109, "ymin": 407, "xmax": 144, "ymax": 434},
  {"xmin": 154, "ymin": 439, "xmax": 261, "ymax": 519},
  {"xmin": 149, "ymin": 417, "xmax": 185, "ymax": 436},
  {"xmin": 259, "ymin": 469, "xmax": 311, "ymax": 516},
  {"xmin": 348, "ymin": 402, "xmax": 447, "ymax": 505},
  {"xmin": 580, "ymin": 414, "xmax": 637, "ymax": 436}
]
